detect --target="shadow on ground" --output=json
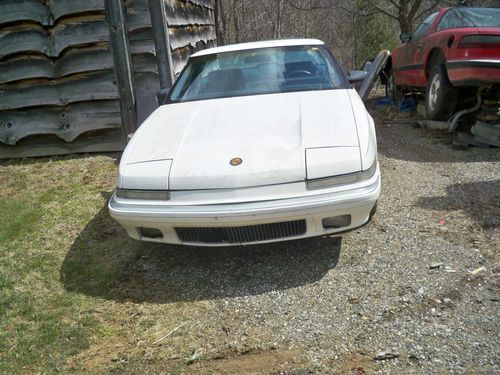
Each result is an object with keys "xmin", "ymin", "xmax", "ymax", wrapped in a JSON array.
[
  {"xmin": 61, "ymin": 200, "xmax": 341, "ymax": 304},
  {"xmin": 417, "ymin": 180, "xmax": 500, "ymax": 229}
]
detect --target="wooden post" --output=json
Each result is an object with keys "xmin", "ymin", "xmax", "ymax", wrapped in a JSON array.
[
  {"xmin": 105, "ymin": 0, "xmax": 137, "ymax": 140},
  {"xmin": 148, "ymin": 0, "xmax": 174, "ymax": 92}
]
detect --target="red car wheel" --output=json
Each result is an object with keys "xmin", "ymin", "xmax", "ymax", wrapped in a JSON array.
[{"xmin": 425, "ymin": 65, "xmax": 458, "ymax": 120}]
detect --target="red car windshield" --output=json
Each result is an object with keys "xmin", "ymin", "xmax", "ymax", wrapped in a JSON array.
[{"xmin": 437, "ymin": 7, "xmax": 500, "ymax": 30}]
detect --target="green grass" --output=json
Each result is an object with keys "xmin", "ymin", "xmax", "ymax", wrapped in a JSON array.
[
  {"xmin": 0, "ymin": 156, "xmax": 119, "ymax": 374},
  {"xmin": 0, "ymin": 155, "xmax": 221, "ymax": 374}
]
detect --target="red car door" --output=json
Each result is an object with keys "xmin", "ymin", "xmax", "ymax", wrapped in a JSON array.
[
  {"xmin": 394, "ymin": 11, "xmax": 441, "ymax": 88},
  {"xmin": 394, "ymin": 37, "xmax": 417, "ymax": 86}
]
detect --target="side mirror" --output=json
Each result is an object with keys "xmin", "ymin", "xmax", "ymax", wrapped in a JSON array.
[
  {"xmin": 348, "ymin": 70, "xmax": 368, "ymax": 83},
  {"xmin": 361, "ymin": 60, "xmax": 373, "ymax": 72},
  {"xmin": 400, "ymin": 33, "xmax": 412, "ymax": 43}
]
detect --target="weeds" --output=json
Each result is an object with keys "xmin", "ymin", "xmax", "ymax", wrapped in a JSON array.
[{"xmin": 184, "ymin": 348, "xmax": 204, "ymax": 365}]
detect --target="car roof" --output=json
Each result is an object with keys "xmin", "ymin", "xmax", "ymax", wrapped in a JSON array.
[{"xmin": 191, "ymin": 39, "xmax": 325, "ymax": 58}]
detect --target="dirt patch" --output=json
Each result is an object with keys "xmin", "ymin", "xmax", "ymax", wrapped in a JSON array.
[
  {"xmin": 188, "ymin": 349, "xmax": 304, "ymax": 375},
  {"xmin": 329, "ymin": 353, "xmax": 377, "ymax": 374}
]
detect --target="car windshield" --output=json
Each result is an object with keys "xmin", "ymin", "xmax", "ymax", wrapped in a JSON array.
[
  {"xmin": 168, "ymin": 45, "xmax": 347, "ymax": 103},
  {"xmin": 437, "ymin": 7, "xmax": 500, "ymax": 30},
  {"xmin": 412, "ymin": 12, "xmax": 438, "ymax": 40}
]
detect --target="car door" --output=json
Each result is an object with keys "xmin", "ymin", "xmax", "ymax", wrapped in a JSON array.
[
  {"xmin": 403, "ymin": 12, "xmax": 440, "ymax": 87},
  {"xmin": 392, "ymin": 34, "xmax": 415, "ymax": 87}
]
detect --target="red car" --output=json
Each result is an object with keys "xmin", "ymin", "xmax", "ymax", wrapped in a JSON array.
[{"xmin": 386, "ymin": 7, "xmax": 500, "ymax": 120}]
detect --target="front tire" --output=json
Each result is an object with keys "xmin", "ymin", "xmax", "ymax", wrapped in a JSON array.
[{"xmin": 425, "ymin": 65, "xmax": 458, "ymax": 120}]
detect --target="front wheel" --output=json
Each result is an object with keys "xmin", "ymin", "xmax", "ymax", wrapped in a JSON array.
[{"xmin": 425, "ymin": 65, "xmax": 458, "ymax": 120}]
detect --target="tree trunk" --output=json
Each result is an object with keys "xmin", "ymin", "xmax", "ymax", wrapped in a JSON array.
[
  {"xmin": 276, "ymin": 0, "xmax": 283, "ymax": 38},
  {"xmin": 233, "ymin": 0, "xmax": 240, "ymax": 43},
  {"xmin": 214, "ymin": 0, "xmax": 225, "ymax": 45}
]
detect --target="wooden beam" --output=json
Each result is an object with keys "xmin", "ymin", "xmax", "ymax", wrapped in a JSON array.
[
  {"xmin": 105, "ymin": 0, "xmax": 137, "ymax": 139},
  {"xmin": 148, "ymin": 0, "xmax": 174, "ymax": 92}
]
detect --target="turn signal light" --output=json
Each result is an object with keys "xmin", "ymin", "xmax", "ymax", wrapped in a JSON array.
[{"xmin": 116, "ymin": 189, "xmax": 170, "ymax": 200}]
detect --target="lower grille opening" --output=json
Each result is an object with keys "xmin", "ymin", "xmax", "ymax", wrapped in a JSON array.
[{"xmin": 175, "ymin": 219, "xmax": 306, "ymax": 244}]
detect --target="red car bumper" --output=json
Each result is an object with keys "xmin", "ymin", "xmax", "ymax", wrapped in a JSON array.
[{"xmin": 446, "ymin": 59, "xmax": 500, "ymax": 86}]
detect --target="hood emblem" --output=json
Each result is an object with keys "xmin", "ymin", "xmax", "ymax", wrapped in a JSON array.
[{"xmin": 230, "ymin": 157, "xmax": 243, "ymax": 166}]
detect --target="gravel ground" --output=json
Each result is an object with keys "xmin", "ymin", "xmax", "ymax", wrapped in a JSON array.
[{"xmin": 62, "ymin": 108, "xmax": 499, "ymax": 374}]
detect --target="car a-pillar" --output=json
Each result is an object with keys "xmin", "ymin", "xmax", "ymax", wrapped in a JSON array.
[{"xmin": 424, "ymin": 49, "xmax": 458, "ymax": 120}]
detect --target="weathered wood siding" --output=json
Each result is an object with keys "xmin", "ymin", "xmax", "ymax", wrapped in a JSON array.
[
  {"xmin": 166, "ymin": 0, "xmax": 216, "ymax": 75},
  {"xmin": 0, "ymin": 0, "xmax": 215, "ymax": 159},
  {"xmin": 128, "ymin": 0, "xmax": 216, "ymax": 123}
]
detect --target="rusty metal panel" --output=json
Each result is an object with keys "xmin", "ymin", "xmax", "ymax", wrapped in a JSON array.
[
  {"xmin": 126, "ymin": 0, "xmax": 215, "ymax": 76},
  {"xmin": 50, "ymin": 0, "xmax": 106, "ymax": 21},
  {"xmin": 0, "ymin": 129, "xmax": 124, "ymax": 159},
  {"xmin": 0, "ymin": 0, "xmax": 105, "ymax": 26},
  {"xmin": 0, "ymin": 19, "xmax": 110, "ymax": 60},
  {"xmin": 125, "ymin": 0, "xmax": 216, "ymax": 124},
  {"xmin": 0, "ymin": 48, "xmax": 113, "ymax": 83},
  {"xmin": 0, "ymin": 71, "xmax": 119, "ymax": 111},
  {"xmin": 0, "ymin": 0, "xmax": 216, "ymax": 159},
  {"xmin": 0, "ymin": 0, "xmax": 125, "ymax": 158},
  {"xmin": 0, "ymin": 49, "xmax": 157, "ymax": 85},
  {"xmin": 0, "ymin": 0, "xmax": 48, "ymax": 25},
  {"xmin": 0, "ymin": 101, "xmax": 122, "ymax": 145}
]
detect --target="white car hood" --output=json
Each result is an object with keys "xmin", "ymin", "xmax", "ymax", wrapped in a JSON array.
[{"xmin": 123, "ymin": 89, "xmax": 361, "ymax": 190}]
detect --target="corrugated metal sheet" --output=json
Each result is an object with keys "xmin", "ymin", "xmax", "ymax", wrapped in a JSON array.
[
  {"xmin": 0, "ymin": 0, "xmax": 216, "ymax": 159},
  {"xmin": 0, "ymin": 0, "xmax": 123, "ymax": 158}
]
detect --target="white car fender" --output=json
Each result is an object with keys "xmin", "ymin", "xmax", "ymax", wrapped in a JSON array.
[{"xmin": 347, "ymin": 90, "xmax": 378, "ymax": 170}]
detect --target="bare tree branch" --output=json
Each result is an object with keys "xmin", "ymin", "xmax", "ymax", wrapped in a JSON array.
[
  {"xmin": 368, "ymin": 2, "xmax": 398, "ymax": 20},
  {"xmin": 286, "ymin": 0, "xmax": 378, "ymax": 17},
  {"xmin": 409, "ymin": 0, "xmax": 423, "ymax": 19},
  {"xmin": 285, "ymin": 0, "xmax": 336, "ymax": 11},
  {"xmin": 387, "ymin": 0, "xmax": 402, "ymax": 9},
  {"xmin": 415, "ymin": 0, "xmax": 441, "ymax": 20}
]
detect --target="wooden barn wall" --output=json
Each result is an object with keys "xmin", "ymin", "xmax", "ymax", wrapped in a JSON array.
[
  {"xmin": 0, "ymin": 0, "xmax": 125, "ymax": 159},
  {"xmin": 127, "ymin": 0, "xmax": 216, "ymax": 123},
  {"xmin": 0, "ymin": 0, "xmax": 216, "ymax": 159},
  {"xmin": 166, "ymin": 0, "xmax": 216, "ymax": 75}
]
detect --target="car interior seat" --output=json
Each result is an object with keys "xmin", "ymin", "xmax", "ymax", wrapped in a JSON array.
[{"xmin": 206, "ymin": 69, "xmax": 246, "ymax": 93}]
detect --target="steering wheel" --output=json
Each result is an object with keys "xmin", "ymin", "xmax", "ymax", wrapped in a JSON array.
[{"xmin": 287, "ymin": 70, "xmax": 312, "ymax": 78}]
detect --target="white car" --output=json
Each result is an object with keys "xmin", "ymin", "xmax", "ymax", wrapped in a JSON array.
[{"xmin": 109, "ymin": 39, "xmax": 380, "ymax": 246}]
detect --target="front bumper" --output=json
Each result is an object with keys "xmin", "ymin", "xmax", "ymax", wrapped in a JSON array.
[{"xmin": 108, "ymin": 170, "xmax": 381, "ymax": 246}]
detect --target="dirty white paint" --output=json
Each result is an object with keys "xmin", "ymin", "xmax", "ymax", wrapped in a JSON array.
[
  {"xmin": 110, "ymin": 40, "xmax": 380, "ymax": 246},
  {"xmin": 120, "ymin": 89, "xmax": 367, "ymax": 190}
]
